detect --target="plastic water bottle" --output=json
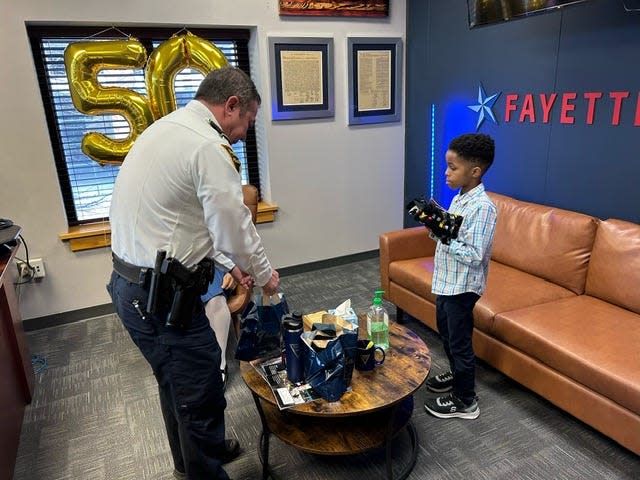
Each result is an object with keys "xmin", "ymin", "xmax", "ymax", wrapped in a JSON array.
[{"xmin": 367, "ymin": 290, "xmax": 389, "ymax": 351}]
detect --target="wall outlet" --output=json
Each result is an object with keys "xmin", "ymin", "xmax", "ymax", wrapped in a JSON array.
[{"xmin": 31, "ymin": 258, "xmax": 46, "ymax": 278}]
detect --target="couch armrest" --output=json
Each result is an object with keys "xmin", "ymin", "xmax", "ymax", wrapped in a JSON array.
[{"xmin": 379, "ymin": 227, "xmax": 436, "ymax": 295}]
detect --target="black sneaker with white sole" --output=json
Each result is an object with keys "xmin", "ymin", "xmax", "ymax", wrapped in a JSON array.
[
  {"xmin": 424, "ymin": 393, "xmax": 479, "ymax": 419},
  {"xmin": 425, "ymin": 371, "xmax": 454, "ymax": 393}
]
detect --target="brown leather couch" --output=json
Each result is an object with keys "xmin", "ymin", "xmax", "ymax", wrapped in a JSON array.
[{"xmin": 379, "ymin": 192, "xmax": 640, "ymax": 455}]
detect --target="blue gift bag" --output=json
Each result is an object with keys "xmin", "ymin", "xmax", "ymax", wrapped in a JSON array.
[
  {"xmin": 235, "ymin": 293, "xmax": 289, "ymax": 361},
  {"xmin": 301, "ymin": 328, "xmax": 357, "ymax": 402}
]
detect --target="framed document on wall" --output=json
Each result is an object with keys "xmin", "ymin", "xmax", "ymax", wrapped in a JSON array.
[
  {"xmin": 347, "ymin": 37, "xmax": 402, "ymax": 125},
  {"xmin": 268, "ymin": 37, "xmax": 334, "ymax": 121}
]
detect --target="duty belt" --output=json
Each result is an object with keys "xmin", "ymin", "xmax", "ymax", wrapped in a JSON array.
[{"xmin": 112, "ymin": 253, "xmax": 151, "ymax": 286}]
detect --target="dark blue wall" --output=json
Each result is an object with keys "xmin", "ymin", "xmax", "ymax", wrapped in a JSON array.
[{"xmin": 405, "ymin": 0, "xmax": 640, "ymax": 225}]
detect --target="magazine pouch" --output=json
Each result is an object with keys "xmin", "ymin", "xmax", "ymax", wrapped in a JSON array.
[{"xmin": 235, "ymin": 293, "xmax": 289, "ymax": 361}]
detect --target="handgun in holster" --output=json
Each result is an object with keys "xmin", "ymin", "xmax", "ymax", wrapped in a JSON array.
[{"xmin": 160, "ymin": 254, "xmax": 214, "ymax": 329}]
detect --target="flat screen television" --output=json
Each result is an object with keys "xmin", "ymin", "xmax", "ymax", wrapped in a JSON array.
[{"xmin": 468, "ymin": 0, "xmax": 590, "ymax": 28}]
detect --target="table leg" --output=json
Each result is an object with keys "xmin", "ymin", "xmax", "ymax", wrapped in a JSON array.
[
  {"xmin": 385, "ymin": 397, "xmax": 419, "ymax": 480},
  {"xmin": 251, "ymin": 391, "xmax": 272, "ymax": 480},
  {"xmin": 398, "ymin": 422, "xmax": 418, "ymax": 480},
  {"xmin": 385, "ymin": 404, "xmax": 398, "ymax": 479}
]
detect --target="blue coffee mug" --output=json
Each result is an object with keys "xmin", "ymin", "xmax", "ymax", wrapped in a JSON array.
[{"xmin": 355, "ymin": 339, "xmax": 385, "ymax": 371}]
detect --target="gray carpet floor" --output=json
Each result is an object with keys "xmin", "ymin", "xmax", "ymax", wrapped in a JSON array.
[{"xmin": 14, "ymin": 257, "xmax": 640, "ymax": 479}]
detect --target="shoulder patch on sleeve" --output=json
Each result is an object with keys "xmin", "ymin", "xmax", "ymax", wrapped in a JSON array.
[{"xmin": 221, "ymin": 144, "xmax": 241, "ymax": 172}]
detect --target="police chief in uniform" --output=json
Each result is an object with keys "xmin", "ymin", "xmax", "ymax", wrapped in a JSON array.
[{"xmin": 108, "ymin": 66, "xmax": 279, "ymax": 480}]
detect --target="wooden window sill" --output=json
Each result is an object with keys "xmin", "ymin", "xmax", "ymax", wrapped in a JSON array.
[{"xmin": 60, "ymin": 202, "xmax": 279, "ymax": 252}]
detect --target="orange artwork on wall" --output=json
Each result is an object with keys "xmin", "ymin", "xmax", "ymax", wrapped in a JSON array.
[{"xmin": 279, "ymin": 1, "xmax": 389, "ymax": 17}]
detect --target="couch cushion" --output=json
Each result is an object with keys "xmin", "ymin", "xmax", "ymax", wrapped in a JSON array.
[
  {"xmin": 492, "ymin": 295, "xmax": 640, "ymax": 415},
  {"xmin": 474, "ymin": 261, "xmax": 576, "ymax": 334},
  {"xmin": 488, "ymin": 193, "xmax": 599, "ymax": 294},
  {"xmin": 390, "ymin": 257, "xmax": 576, "ymax": 335},
  {"xmin": 585, "ymin": 219, "xmax": 640, "ymax": 314},
  {"xmin": 389, "ymin": 258, "xmax": 436, "ymax": 304}
]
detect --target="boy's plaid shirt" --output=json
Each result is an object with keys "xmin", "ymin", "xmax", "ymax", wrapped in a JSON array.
[{"xmin": 431, "ymin": 184, "xmax": 497, "ymax": 296}]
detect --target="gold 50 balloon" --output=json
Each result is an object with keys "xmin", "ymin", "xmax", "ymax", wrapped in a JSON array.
[{"xmin": 64, "ymin": 32, "xmax": 229, "ymax": 166}]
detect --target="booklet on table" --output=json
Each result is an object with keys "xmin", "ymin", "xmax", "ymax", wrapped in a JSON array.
[{"xmin": 249, "ymin": 356, "xmax": 322, "ymax": 410}]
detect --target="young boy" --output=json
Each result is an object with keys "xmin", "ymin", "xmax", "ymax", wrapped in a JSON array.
[{"xmin": 423, "ymin": 133, "xmax": 497, "ymax": 420}]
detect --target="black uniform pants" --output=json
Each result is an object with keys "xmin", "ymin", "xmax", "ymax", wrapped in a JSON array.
[{"xmin": 108, "ymin": 271, "xmax": 228, "ymax": 479}]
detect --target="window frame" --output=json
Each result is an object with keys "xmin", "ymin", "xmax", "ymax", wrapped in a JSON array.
[{"xmin": 27, "ymin": 24, "xmax": 261, "ymax": 226}]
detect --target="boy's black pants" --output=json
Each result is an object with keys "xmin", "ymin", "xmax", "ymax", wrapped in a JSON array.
[{"xmin": 436, "ymin": 292, "xmax": 480, "ymax": 405}]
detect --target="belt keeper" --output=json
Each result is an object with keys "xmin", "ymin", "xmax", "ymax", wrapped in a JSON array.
[{"xmin": 138, "ymin": 268, "xmax": 149, "ymax": 286}]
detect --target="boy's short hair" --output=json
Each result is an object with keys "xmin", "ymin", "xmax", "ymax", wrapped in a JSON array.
[{"xmin": 448, "ymin": 133, "xmax": 495, "ymax": 173}]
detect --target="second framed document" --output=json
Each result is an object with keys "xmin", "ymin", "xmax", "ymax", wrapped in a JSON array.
[
  {"xmin": 268, "ymin": 36, "xmax": 334, "ymax": 121},
  {"xmin": 347, "ymin": 37, "xmax": 402, "ymax": 125}
]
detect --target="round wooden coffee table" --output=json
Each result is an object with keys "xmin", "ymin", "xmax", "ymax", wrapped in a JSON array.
[{"xmin": 241, "ymin": 317, "xmax": 431, "ymax": 480}]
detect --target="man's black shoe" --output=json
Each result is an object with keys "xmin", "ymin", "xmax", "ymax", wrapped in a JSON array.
[
  {"xmin": 172, "ymin": 468, "xmax": 186, "ymax": 479},
  {"xmin": 218, "ymin": 438, "xmax": 241, "ymax": 464}
]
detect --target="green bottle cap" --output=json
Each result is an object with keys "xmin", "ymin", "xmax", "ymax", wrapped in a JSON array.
[{"xmin": 373, "ymin": 290, "xmax": 384, "ymax": 305}]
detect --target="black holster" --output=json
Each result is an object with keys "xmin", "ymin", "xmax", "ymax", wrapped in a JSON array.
[{"xmin": 146, "ymin": 250, "xmax": 214, "ymax": 329}]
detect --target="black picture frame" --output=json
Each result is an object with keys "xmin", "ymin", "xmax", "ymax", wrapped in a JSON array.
[
  {"xmin": 347, "ymin": 37, "xmax": 402, "ymax": 125},
  {"xmin": 268, "ymin": 36, "xmax": 334, "ymax": 121}
]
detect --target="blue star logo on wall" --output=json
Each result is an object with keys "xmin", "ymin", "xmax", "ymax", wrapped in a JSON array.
[{"xmin": 468, "ymin": 84, "xmax": 501, "ymax": 130}]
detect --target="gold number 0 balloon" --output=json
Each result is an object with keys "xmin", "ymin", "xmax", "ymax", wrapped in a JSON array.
[
  {"xmin": 64, "ymin": 39, "xmax": 154, "ymax": 165},
  {"xmin": 145, "ymin": 32, "xmax": 229, "ymax": 119}
]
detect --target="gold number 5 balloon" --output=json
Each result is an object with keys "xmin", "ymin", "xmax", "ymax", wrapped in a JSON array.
[
  {"xmin": 64, "ymin": 39, "xmax": 154, "ymax": 165},
  {"xmin": 64, "ymin": 33, "xmax": 229, "ymax": 165}
]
